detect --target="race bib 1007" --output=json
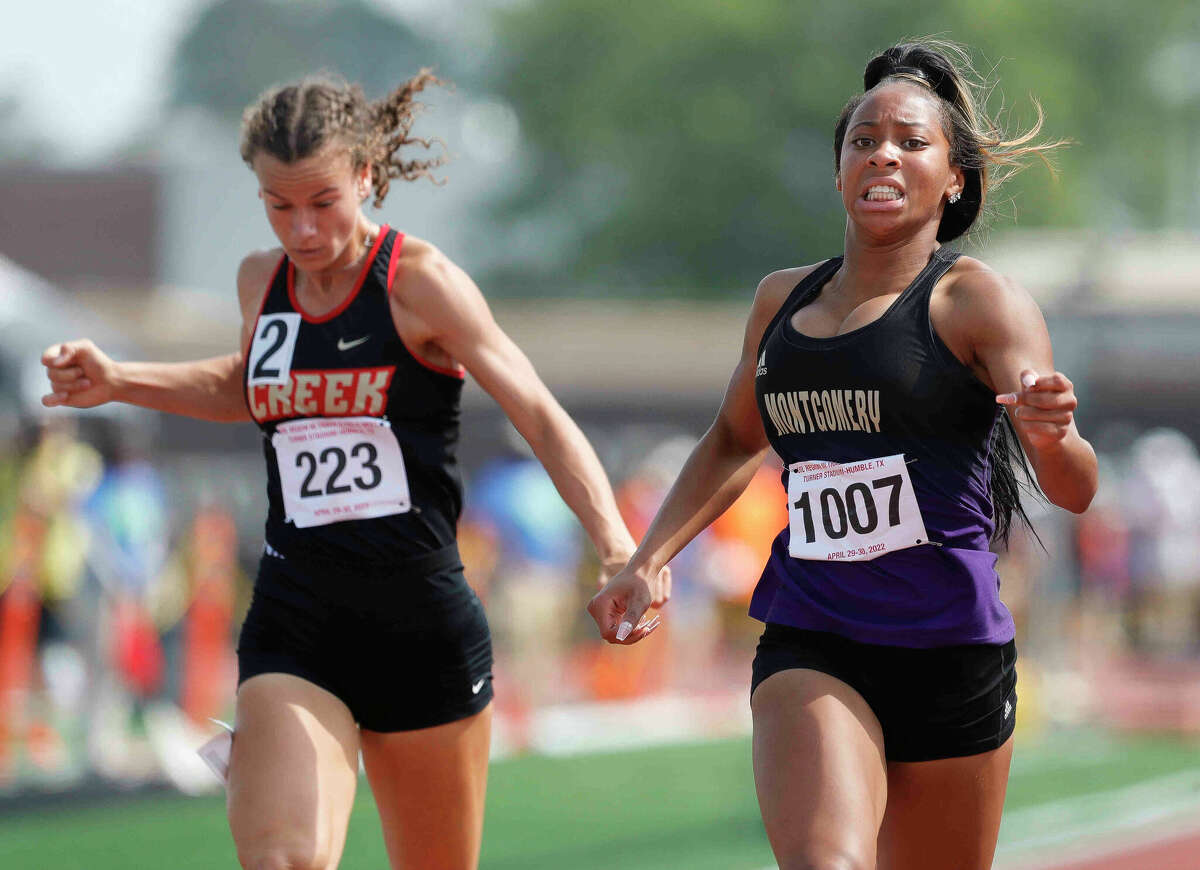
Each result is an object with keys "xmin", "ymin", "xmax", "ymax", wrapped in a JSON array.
[
  {"xmin": 786, "ymin": 454, "xmax": 929, "ymax": 562},
  {"xmin": 272, "ymin": 416, "xmax": 410, "ymax": 528}
]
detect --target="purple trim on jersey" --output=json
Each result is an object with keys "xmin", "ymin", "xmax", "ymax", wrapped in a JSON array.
[
  {"xmin": 749, "ymin": 434, "xmax": 1015, "ymax": 647},
  {"xmin": 750, "ymin": 530, "xmax": 1013, "ymax": 647}
]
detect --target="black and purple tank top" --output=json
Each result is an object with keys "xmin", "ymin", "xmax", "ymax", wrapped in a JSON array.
[{"xmin": 750, "ymin": 248, "xmax": 1015, "ymax": 647}]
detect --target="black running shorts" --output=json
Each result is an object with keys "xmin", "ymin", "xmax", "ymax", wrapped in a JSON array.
[
  {"xmin": 751, "ymin": 623, "xmax": 1016, "ymax": 762},
  {"xmin": 238, "ymin": 544, "xmax": 493, "ymax": 732}
]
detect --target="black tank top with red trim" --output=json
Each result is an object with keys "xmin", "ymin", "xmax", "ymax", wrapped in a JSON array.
[{"xmin": 243, "ymin": 226, "xmax": 465, "ymax": 564}]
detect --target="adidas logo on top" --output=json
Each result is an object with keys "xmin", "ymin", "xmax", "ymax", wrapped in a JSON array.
[{"xmin": 756, "ymin": 351, "xmax": 768, "ymax": 377}]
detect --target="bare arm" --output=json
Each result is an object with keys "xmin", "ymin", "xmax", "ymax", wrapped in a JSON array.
[
  {"xmin": 587, "ymin": 268, "xmax": 803, "ymax": 643},
  {"xmin": 391, "ymin": 242, "xmax": 636, "ymax": 567},
  {"xmin": 41, "ymin": 253, "xmax": 277, "ymax": 423},
  {"xmin": 617, "ymin": 352, "xmax": 773, "ymax": 580},
  {"xmin": 951, "ymin": 268, "xmax": 1098, "ymax": 513},
  {"xmin": 43, "ymin": 348, "xmax": 250, "ymax": 422}
]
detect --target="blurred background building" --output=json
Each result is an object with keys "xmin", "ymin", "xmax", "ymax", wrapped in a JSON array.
[{"xmin": 2, "ymin": 0, "xmax": 1200, "ymax": 814}]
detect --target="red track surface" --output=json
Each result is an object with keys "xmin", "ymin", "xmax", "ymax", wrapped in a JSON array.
[{"xmin": 1041, "ymin": 828, "xmax": 1200, "ymax": 870}]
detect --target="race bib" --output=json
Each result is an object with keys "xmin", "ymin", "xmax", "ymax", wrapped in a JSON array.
[
  {"xmin": 787, "ymin": 454, "xmax": 929, "ymax": 561},
  {"xmin": 272, "ymin": 416, "xmax": 411, "ymax": 528},
  {"xmin": 247, "ymin": 313, "xmax": 302, "ymax": 387}
]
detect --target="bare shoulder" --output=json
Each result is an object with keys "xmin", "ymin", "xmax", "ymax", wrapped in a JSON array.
[
  {"xmin": 942, "ymin": 254, "xmax": 1040, "ymax": 321},
  {"xmin": 391, "ymin": 234, "xmax": 463, "ymax": 295},
  {"xmin": 387, "ymin": 235, "xmax": 488, "ymax": 352},
  {"xmin": 395, "ymin": 233, "xmax": 439, "ymax": 263},
  {"xmin": 728, "ymin": 261, "xmax": 825, "ymax": 358},
  {"xmin": 757, "ymin": 262, "xmax": 824, "ymax": 297},
  {"xmin": 749, "ymin": 262, "xmax": 825, "ymax": 327},
  {"xmin": 236, "ymin": 247, "xmax": 284, "ymax": 312}
]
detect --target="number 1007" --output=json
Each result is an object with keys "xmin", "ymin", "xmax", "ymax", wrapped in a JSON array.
[{"xmin": 792, "ymin": 475, "xmax": 903, "ymax": 543}]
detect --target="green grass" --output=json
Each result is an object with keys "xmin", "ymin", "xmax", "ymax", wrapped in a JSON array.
[{"xmin": 2, "ymin": 730, "xmax": 1199, "ymax": 869}]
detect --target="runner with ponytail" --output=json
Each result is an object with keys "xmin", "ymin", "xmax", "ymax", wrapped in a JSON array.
[
  {"xmin": 43, "ymin": 71, "xmax": 661, "ymax": 870},
  {"xmin": 590, "ymin": 39, "xmax": 1095, "ymax": 870}
]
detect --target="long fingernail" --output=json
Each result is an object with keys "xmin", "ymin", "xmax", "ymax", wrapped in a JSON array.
[
  {"xmin": 996, "ymin": 393, "xmax": 1017, "ymax": 405},
  {"xmin": 616, "ymin": 621, "xmax": 633, "ymax": 641},
  {"xmin": 1021, "ymin": 373, "xmax": 1038, "ymax": 389}
]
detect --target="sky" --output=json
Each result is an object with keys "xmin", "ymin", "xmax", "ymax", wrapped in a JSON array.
[
  {"xmin": 2, "ymin": 0, "xmax": 207, "ymax": 163},
  {"xmin": 0, "ymin": 0, "xmax": 530, "ymax": 302},
  {"xmin": 0, "ymin": 0, "xmax": 478, "ymax": 165}
]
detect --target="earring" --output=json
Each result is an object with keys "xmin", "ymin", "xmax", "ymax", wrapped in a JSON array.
[{"xmin": 948, "ymin": 192, "xmax": 962, "ymax": 204}]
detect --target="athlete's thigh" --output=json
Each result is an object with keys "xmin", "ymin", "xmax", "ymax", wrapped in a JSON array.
[
  {"xmin": 877, "ymin": 735, "xmax": 1014, "ymax": 870},
  {"xmin": 360, "ymin": 703, "xmax": 492, "ymax": 870},
  {"xmin": 227, "ymin": 673, "xmax": 361, "ymax": 870},
  {"xmin": 751, "ymin": 669, "xmax": 888, "ymax": 870}
]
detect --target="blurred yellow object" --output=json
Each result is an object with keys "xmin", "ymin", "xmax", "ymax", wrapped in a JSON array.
[
  {"xmin": 1013, "ymin": 657, "xmax": 1045, "ymax": 740},
  {"xmin": 19, "ymin": 427, "xmax": 102, "ymax": 515},
  {"xmin": 37, "ymin": 513, "xmax": 90, "ymax": 602},
  {"xmin": 0, "ymin": 425, "xmax": 102, "ymax": 600}
]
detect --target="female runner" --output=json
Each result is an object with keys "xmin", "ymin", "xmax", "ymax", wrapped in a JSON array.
[
  {"xmin": 42, "ymin": 71, "xmax": 665, "ymax": 870},
  {"xmin": 589, "ymin": 40, "xmax": 1096, "ymax": 870}
]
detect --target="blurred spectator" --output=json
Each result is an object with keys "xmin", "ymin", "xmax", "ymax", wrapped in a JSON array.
[
  {"xmin": 463, "ymin": 448, "xmax": 583, "ymax": 718},
  {"xmin": 81, "ymin": 420, "xmax": 169, "ymax": 781},
  {"xmin": 0, "ymin": 417, "xmax": 101, "ymax": 786},
  {"xmin": 1073, "ymin": 455, "xmax": 1131, "ymax": 655},
  {"xmin": 1123, "ymin": 429, "xmax": 1200, "ymax": 656},
  {"xmin": 178, "ymin": 504, "xmax": 238, "ymax": 727}
]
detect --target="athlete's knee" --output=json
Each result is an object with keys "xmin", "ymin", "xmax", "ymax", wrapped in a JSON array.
[
  {"xmin": 238, "ymin": 840, "xmax": 332, "ymax": 870},
  {"xmin": 775, "ymin": 847, "xmax": 873, "ymax": 870}
]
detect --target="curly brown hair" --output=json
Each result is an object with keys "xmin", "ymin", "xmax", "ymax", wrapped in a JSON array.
[
  {"xmin": 833, "ymin": 38, "xmax": 1068, "ymax": 243},
  {"xmin": 239, "ymin": 69, "xmax": 446, "ymax": 207}
]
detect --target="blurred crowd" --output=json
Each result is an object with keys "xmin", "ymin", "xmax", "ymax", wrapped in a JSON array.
[
  {"xmin": 0, "ymin": 415, "xmax": 240, "ymax": 794},
  {"xmin": 3, "ymin": 413, "xmax": 1200, "ymax": 794}
]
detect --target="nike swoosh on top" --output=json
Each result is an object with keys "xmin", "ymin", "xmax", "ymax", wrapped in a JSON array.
[
  {"xmin": 471, "ymin": 679, "xmax": 487, "ymax": 694},
  {"xmin": 337, "ymin": 336, "xmax": 369, "ymax": 351}
]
